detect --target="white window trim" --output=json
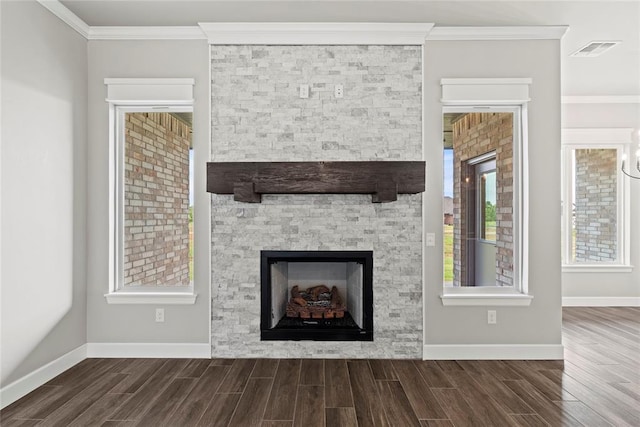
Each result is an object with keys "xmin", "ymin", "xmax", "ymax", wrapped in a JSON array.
[
  {"xmin": 104, "ymin": 288, "xmax": 197, "ymax": 305},
  {"xmin": 561, "ymin": 128, "xmax": 633, "ymax": 273},
  {"xmin": 440, "ymin": 287, "xmax": 534, "ymax": 306},
  {"xmin": 105, "ymin": 78, "xmax": 197, "ymax": 305},
  {"xmin": 439, "ymin": 78, "xmax": 531, "ymax": 307}
]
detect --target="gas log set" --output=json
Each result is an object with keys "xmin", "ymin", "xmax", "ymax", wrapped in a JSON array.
[
  {"xmin": 260, "ymin": 250, "xmax": 373, "ymax": 341},
  {"xmin": 286, "ymin": 285, "xmax": 346, "ymax": 319}
]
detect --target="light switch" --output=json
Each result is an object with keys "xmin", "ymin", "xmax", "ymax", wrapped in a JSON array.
[
  {"xmin": 426, "ymin": 233, "xmax": 435, "ymax": 247},
  {"xmin": 488, "ymin": 310, "xmax": 497, "ymax": 324}
]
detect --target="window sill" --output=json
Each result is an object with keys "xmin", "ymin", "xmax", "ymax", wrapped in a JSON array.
[
  {"xmin": 105, "ymin": 288, "xmax": 197, "ymax": 305},
  {"xmin": 440, "ymin": 287, "xmax": 533, "ymax": 306},
  {"xmin": 562, "ymin": 264, "xmax": 634, "ymax": 273}
]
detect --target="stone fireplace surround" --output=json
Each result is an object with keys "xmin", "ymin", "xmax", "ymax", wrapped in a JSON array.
[{"xmin": 210, "ymin": 42, "xmax": 424, "ymax": 359}]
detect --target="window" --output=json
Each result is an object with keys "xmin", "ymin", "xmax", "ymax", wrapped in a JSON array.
[
  {"xmin": 120, "ymin": 109, "xmax": 193, "ymax": 287},
  {"xmin": 105, "ymin": 79, "xmax": 197, "ymax": 304},
  {"xmin": 443, "ymin": 111, "xmax": 518, "ymax": 290},
  {"xmin": 440, "ymin": 78, "xmax": 532, "ymax": 306},
  {"xmin": 473, "ymin": 155, "xmax": 497, "ymax": 243},
  {"xmin": 562, "ymin": 129, "xmax": 631, "ymax": 271}
]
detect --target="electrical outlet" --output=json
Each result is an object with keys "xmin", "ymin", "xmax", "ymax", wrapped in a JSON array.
[
  {"xmin": 487, "ymin": 310, "xmax": 497, "ymax": 325},
  {"xmin": 334, "ymin": 84, "xmax": 344, "ymax": 98},
  {"xmin": 155, "ymin": 308, "xmax": 165, "ymax": 323},
  {"xmin": 299, "ymin": 84, "xmax": 309, "ymax": 99}
]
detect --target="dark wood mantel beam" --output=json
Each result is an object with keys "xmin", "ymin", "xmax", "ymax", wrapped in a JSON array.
[{"xmin": 207, "ymin": 161, "xmax": 425, "ymax": 203}]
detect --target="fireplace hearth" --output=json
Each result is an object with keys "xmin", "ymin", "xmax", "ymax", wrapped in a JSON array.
[{"xmin": 260, "ymin": 250, "xmax": 373, "ymax": 341}]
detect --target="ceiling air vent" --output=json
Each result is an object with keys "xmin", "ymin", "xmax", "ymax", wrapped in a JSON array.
[{"xmin": 571, "ymin": 41, "xmax": 621, "ymax": 57}]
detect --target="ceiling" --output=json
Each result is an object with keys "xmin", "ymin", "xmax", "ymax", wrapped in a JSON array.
[{"xmin": 58, "ymin": 0, "xmax": 640, "ymax": 97}]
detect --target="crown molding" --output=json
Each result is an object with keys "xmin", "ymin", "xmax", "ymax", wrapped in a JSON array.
[
  {"xmin": 36, "ymin": 1, "xmax": 203, "ymax": 40},
  {"xmin": 198, "ymin": 22, "xmax": 435, "ymax": 45},
  {"xmin": 428, "ymin": 26, "xmax": 569, "ymax": 41},
  {"xmin": 88, "ymin": 26, "xmax": 206, "ymax": 40},
  {"xmin": 36, "ymin": 0, "xmax": 90, "ymax": 38},
  {"xmin": 35, "ymin": 2, "xmax": 567, "ymax": 43},
  {"xmin": 562, "ymin": 95, "xmax": 640, "ymax": 104}
]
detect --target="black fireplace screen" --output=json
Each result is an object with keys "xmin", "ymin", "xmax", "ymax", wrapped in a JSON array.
[{"xmin": 260, "ymin": 250, "xmax": 373, "ymax": 341}]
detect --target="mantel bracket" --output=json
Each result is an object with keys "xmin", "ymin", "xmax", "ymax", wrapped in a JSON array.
[
  {"xmin": 234, "ymin": 182, "xmax": 261, "ymax": 203},
  {"xmin": 372, "ymin": 180, "xmax": 398, "ymax": 203}
]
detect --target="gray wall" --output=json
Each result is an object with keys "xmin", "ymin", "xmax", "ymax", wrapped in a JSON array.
[
  {"xmin": 2, "ymin": 4, "xmax": 570, "ymax": 372},
  {"xmin": 1, "ymin": 0, "xmax": 87, "ymax": 385},
  {"xmin": 86, "ymin": 40, "xmax": 210, "ymax": 344},
  {"xmin": 87, "ymin": 38, "xmax": 566, "ymax": 351},
  {"xmin": 424, "ymin": 40, "xmax": 563, "ymax": 347},
  {"xmin": 562, "ymin": 102, "xmax": 640, "ymax": 299}
]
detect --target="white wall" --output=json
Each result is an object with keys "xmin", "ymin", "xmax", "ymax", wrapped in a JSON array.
[
  {"xmin": 86, "ymin": 40, "xmax": 210, "ymax": 344},
  {"xmin": 424, "ymin": 40, "xmax": 563, "ymax": 347},
  {"xmin": 1, "ymin": 0, "xmax": 87, "ymax": 385},
  {"xmin": 562, "ymin": 102, "xmax": 640, "ymax": 302}
]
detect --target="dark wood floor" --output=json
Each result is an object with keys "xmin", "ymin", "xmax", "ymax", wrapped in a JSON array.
[{"xmin": 1, "ymin": 307, "xmax": 638, "ymax": 426}]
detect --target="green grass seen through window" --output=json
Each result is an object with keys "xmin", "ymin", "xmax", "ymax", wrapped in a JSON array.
[{"xmin": 444, "ymin": 224, "xmax": 453, "ymax": 282}]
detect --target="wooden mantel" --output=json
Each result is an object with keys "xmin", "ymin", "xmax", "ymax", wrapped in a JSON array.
[{"xmin": 206, "ymin": 161, "xmax": 425, "ymax": 203}]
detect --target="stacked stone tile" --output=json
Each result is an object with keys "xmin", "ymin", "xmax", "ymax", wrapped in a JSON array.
[{"xmin": 210, "ymin": 45, "xmax": 423, "ymax": 359}]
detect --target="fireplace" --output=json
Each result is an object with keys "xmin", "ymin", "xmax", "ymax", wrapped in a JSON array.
[
  {"xmin": 261, "ymin": 250, "xmax": 373, "ymax": 341},
  {"xmin": 210, "ymin": 44, "xmax": 423, "ymax": 358}
]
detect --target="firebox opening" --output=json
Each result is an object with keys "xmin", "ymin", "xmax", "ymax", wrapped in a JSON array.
[{"xmin": 261, "ymin": 251, "xmax": 373, "ymax": 341}]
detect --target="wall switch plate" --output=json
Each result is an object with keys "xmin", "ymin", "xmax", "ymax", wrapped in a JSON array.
[
  {"xmin": 426, "ymin": 233, "xmax": 435, "ymax": 247},
  {"xmin": 155, "ymin": 308, "xmax": 165, "ymax": 323},
  {"xmin": 299, "ymin": 84, "xmax": 309, "ymax": 98},
  {"xmin": 335, "ymin": 84, "xmax": 344, "ymax": 98},
  {"xmin": 488, "ymin": 310, "xmax": 497, "ymax": 324}
]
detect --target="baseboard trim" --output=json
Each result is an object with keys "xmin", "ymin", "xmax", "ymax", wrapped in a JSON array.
[
  {"xmin": 86, "ymin": 342, "xmax": 211, "ymax": 358},
  {"xmin": 562, "ymin": 297, "xmax": 640, "ymax": 307},
  {"xmin": 423, "ymin": 344, "xmax": 564, "ymax": 360},
  {"xmin": 0, "ymin": 344, "xmax": 87, "ymax": 409}
]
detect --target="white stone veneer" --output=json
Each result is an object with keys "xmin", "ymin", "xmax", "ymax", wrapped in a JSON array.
[{"xmin": 211, "ymin": 45, "xmax": 423, "ymax": 358}]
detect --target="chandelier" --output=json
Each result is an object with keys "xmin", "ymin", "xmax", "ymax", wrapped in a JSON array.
[{"xmin": 622, "ymin": 129, "xmax": 640, "ymax": 179}]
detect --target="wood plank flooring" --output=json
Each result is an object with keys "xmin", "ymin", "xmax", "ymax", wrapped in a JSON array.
[{"xmin": 1, "ymin": 307, "xmax": 638, "ymax": 426}]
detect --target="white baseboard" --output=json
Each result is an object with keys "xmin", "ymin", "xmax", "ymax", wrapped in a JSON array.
[
  {"xmin": 423, "ymin": 344, "xmax": 564, "ymax": 360},
  {"xmin": 562, "ymin": 297, "xmax": 640, "ymax": 307},
  {"xmin": 0, "ymin": 344, "xmax": 87, "ymax": 409},
  {"xmin": 86, "ymin": 342, "xmax": 211, "ymax": 358},
  {"xmin": 1, "ymin": 343, "xmax": 210, "ymax": 409}
]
